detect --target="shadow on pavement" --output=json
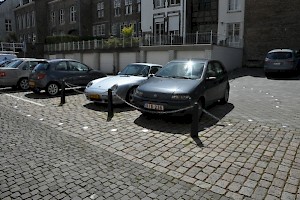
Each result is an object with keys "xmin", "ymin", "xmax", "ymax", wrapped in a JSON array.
[
  {"xmin": 229, "ymin": 67, "xmax": 300, "ymax": 80},
  {"xmin": 25, "ymin": 90, "xmax": 83, "ymax": 99},
  {"xmin": 133, "ymin": 103, "xmax": 234, "ymax": 135},
  {"xmin": 83, "ymin": 102, "xmax": 135, "ymax": 113}
]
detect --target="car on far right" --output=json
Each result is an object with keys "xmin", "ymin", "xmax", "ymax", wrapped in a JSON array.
[{"xmin": 264, "ymin": 49, "xmax": 300, "ymax": 77}]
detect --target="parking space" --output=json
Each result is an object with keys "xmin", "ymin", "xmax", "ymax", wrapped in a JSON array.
[{"xmin": 0, "ymin": 68, "xmax": 300, "ymax": 199}]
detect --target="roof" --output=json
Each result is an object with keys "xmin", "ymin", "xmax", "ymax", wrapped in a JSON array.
[{"xmin": 268, "ymin": 49, "xmax": 294, "ymax": 53}]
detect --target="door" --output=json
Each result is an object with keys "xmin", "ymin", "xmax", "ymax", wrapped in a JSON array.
[
  {"xmin": 155, "ymin": 22, "xmax": 164, "ymax": 45},
  {"xmin": 203, "ymin": 62, "xmax": 220, "ymax": 105},
  {"xmin": 68, "ymin": 61, "xmax": 93, "ymax": 86}
]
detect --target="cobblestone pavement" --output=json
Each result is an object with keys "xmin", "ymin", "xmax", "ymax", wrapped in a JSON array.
[{"xmin": 0, "ymin": 68, "xmax": 300, "ymax": 200}]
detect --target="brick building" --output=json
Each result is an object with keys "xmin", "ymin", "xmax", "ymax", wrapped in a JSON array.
[{"xmin": 244, "ymin": 0, "xmax": 300, "ymax": 66}]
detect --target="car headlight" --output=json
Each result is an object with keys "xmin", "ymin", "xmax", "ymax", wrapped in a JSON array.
[
  {"xmin": 86, "ymin": 81, "xmax": 93, "ymax": 88},
  {"xmin": 110, "ymin": 84, "xmax": 118, "ymax": 91},
  {"xmin": 135, "ymin": 89, "xmax": 143, "ymax": 97},
  {"xmin": 171, "ymin": 94, "xmax": 191, "ymax": 100}
]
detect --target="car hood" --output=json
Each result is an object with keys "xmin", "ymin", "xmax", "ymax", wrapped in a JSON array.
[
  {"xmin": 138, "ymin": 77, "xmax": 201, "ymax": 94},
  {"xmin": 89, "ymin": 75, "xmax": 146, "ymax": 90}
]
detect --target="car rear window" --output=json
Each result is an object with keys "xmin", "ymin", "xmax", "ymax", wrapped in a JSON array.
[
  {"xmin": 5, "ymin": 60, "xmax": 23, "ymax": 68},
  {"xmin": 267, "ymin": 52, "xmax": 293, "ymax": 60},
  {"xmin": 32, "ymin": 62, "xmax": 49, "ymax": 72}
]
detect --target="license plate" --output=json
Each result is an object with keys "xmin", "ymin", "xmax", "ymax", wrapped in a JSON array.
[
  {"xmin": 144, "ymin": 103, "xmax": 164, "ymax": 111},
  {"xmin": 273, "ymin": 62, "xmax": 281, "ymax": 65},
  {"xmin": 29, "ymin": 81, "xmax": 35, "ymax": 87},
  {"xmin": 89, "ymin": 94, "xmax": 101, "ymax": 99}
]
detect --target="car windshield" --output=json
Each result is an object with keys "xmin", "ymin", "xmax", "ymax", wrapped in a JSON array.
[
  {"xmin": 267, "ymin": 52, "xmax": 293, "ymax": 60},
  {"xmin": 4, "ymin": 60, "xmax": 23, "ymax": 68},
  {"xmin": 156, "ymin": 61, "xmax": 205, "ymax": 79},
  {"xmin": 32, "ymin": 62, "xmax": 49, "ymax": 72},
  {"xmin": 119, "ymin": 64, "xmax": 150, "ymax": 76}
]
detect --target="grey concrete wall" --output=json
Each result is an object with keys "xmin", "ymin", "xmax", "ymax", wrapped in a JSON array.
[{"xmin": 46, "ymin": 44, "xmax": 242, "ymax": 74}]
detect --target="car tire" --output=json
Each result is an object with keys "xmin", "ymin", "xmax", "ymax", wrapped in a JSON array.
[
  {"xmin": 46, "ymin": 83, "xmax": 60, "ymax": 96},
  {"xmin": 126, "ymin": 87, "xmax": 136, "ymax": 104},
  {"xmin": 18, "ymin": 78, "xmax": 29, "ymax": 90},
  {"xmin": 220, "ymin": 86, "xmax": 229, "ymax": 104}
]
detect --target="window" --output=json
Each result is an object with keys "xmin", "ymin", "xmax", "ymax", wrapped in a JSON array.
[
  {"xmin": 93, "ymin": 24, "xmax": 106, "ymax": 36},
  {"xmin": 5, "ymin": 19, "xmax": 12, "ymax": 32},
  {"xmin": 199, "ymin": 0, "xmax": 211, "ymax": 11},
  {"xmin": 50, "ymin": 11, "xmax": 55, "ymax": 26},
  {"xmin": 227, "ymin": 23, "xmax": 240, "ymax": 43},
  {"xmin": 114, "ymin": 0, "xmax": 121, "ymax": 16},
  {"xmin": 17, "ymin": 16, "xmax": 22, "ymax": 30},
  {"xmin": 22, "ymin": 15, "xmax": 26, "ymax": 29},
  {"xmin": 26, "ymin": 12, "xmax": 31, "ymax": 27},
  {"xmin": 69, "ymin": 61, "xmax": 89, "ymax": 71},
  {"xmin": 125, "ymin": 0, "xmax": 132, "ymax": 15},
  {"xmin": 228, "ymin": 0, "xmax": 241, "ymax": 11},
  {"xmin": 112, "ymin": 24, "xmax": 118, "ymax": 36},
  {"xmin": 59, "ymin": 9, "xmax": 65, "ymax": 25},
  {"xmin": 70, "ymin": 6, "xmax": 76, "ymax": 23},
  {"xmin": 137, "ymin": 0, "xmax": 141, "ymax": 12},
  {"xmin": 169, "ymin": 0, "xmax": 180, "ymax": 5},
  {"xmin": 97, "ymin": 2, "xmax": 104, "ymax": 18},
  {"xmin": 31, "ymin": 11, "xmax": 35, "ymax": 27},
  {"xmin": 55, "ymin": 62, "xmax": 68, "ymax": 71},
  {"xmin": 154, "ymin": 0, "xmax": 164, "ymax": 8}
]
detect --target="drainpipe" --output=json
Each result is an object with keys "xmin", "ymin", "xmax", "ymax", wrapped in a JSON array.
[{"xmin": 182, "ymin": 0, "xmax": 186, "ymax": 44}]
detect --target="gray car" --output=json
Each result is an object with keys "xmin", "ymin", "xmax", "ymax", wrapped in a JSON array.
[
  {"xmin": 264, "ymin": 49, "xmax": 300, "ymax": 77},
  {"xmin": 29, "ymin": 59, "xmax": 106, "ymax": 96},
  {"xmin": 133, "ymin": 59, "xmax": 229, "ymax": 116},
  {"xmin": 0, "ymin": 58, "xmax": 46, "ymax": 90},
  {"xmin": 85, "ymin": 63, "xmax": 162, "ymax": 104}
]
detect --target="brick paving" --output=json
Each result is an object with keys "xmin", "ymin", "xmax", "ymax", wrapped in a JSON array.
[{"xmin": 0, "ymin": 68, "xmax": 300, "ymax": 199}]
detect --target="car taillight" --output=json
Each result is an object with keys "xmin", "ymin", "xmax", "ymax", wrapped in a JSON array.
[
  {"xmin": 37, "ymin": 73, "xmax": 46, "ymax": 80},
  {"xmin": 0, "ymin": 71, "xmax": 5, "ymax": 77}
]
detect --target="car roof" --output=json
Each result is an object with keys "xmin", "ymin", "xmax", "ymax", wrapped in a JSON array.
[
  {"xmin": 268, "ymin": 49, "xmax": 294, "ymax": 53},
  {"xmin": 14, "ymin": 58, "xmax": 47, "ymax": 61},
  {"xmin": 47, "ymin": 58, "xmax": 78, "ymax": 62},
  {"xmin": 169, "ymin": 58, "xmax": 211, "ymax": 63},
  {"xmin": 129, "ymin": 63, "xmax": 162, "ymax": 66}
]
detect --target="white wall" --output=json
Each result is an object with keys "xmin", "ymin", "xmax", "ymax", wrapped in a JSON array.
[
  {"xmin": 141, "ymin": 0, "xmax": 153, "ymax": 33},
  {"xmin": 217, "ymin": 0, "xmax": 245, "ymax": 46},
  {"xmin": 176, "ymin": 50, "xmax": 211, "ymax": 60},
  {"xmin": 146, "ymin": 51, "xmax": 169, "ymax": 65},
  {"xmin": 212, "ymin": 46, "xmax": 243, "ymax": 71},
  {"xmin": 119, "ymin": 52, "xmax": 137, "ymax": 70},
  {"xmin": 83, "ymin": 53, "xmax": 99, "ymax": 70},
  {"xmin": 100, "ymin": 53, "xmax": 114, "ymax": 74}
]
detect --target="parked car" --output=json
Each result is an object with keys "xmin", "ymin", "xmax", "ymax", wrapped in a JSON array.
[
  {"xmin": 133, "ymin": 59, "xmax": 229, "ymax": 116},
  {"xmin": 29, "ymin": 59, "xmax": 106, "ymax": 96},
  {"xmin": 264, "ymin": 49, "xmax": 300, "ymax": 77},
  {"xmin": 0, "ymin": 58, "xmax": 46, "ymax": 90},
  {"xmin": 0, "ymin": 59, "xmax": 15, "ymax": 68},
  {"xmin": 85, "ymin": 63, "xmax": 162, "ymax": 104},
  {"xmin": 0, "ymin": 53, "xmax": 17, "ymax": 62}
]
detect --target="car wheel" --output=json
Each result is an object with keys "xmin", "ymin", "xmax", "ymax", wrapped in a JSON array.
[
  {"xmin": 220, "ymin": 86, "xmax": 229, "ymax": 104},
  {"xmin": 18, "ymin": 78, "xmax": 29, "ymax": 90},
  {"xmin": 46, "ymin": 83, "xmax": 60, "ymax": 96},
  {"xmin": 126, "ymin": 87, "xmax": 136, "ymax": 104}
]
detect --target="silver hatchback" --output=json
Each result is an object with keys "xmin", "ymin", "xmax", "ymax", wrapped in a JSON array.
[
  {"xmin": 0, "ymin": 58, "xmax": 46, "ymax": 90},
  {"xmin": 264, "ymin": 49, "xmax": 300, "ymax": 77}
]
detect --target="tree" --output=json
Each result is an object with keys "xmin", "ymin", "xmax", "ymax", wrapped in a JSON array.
[{"xmin": 121, "ymin": 25, "xmax": 134, "ymax": 38}]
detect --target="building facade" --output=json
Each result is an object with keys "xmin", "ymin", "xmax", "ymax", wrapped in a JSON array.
[
  {"xmin": 0, "ymin": 0, "xmax": 19, "ymax": 42},
  {"xmin": 14, "ymin": 0, "xmax": 48, "ymax": 43},
  {"xmin": 244, "ymin": 0, "xmax": 300, "ymax": 65},
  {"xmin": 217, "ymin": 0, "xmax": 245, "ymax": 48}
]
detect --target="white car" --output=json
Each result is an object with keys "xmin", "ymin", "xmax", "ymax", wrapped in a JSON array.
[{"xmin": 85, "ymin": 63, "xmax": 162, "ymax": 104}]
